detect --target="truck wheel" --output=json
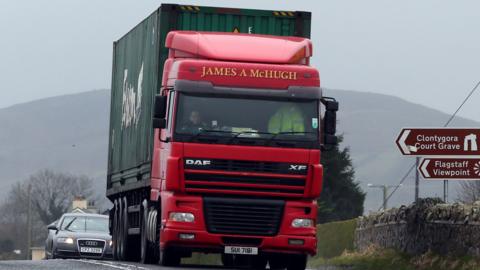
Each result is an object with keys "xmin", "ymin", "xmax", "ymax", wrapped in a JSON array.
[
  {"xmin": 112, "ymin": 199, "xmax": 119, "ymax": 260},
  {"xmin": 251, "ymin": 255, "xmax": 268, "ymax": 269},
  {"xmin": 159, "ymin": 247, "xmax": 181, "ymax": 266},
  {"xmin": 221, "ymin": 254, "xmax": 234, "ymax": 267},
  {"xmin": 140, "ymin": 200, "xmax": 155, "ymax": 264},
  {"xmin": 268, "ymin": 253, "xmax": 287, "ymax": 270},
  {"xmin": 122, "ymin": 197, "xmax": 133, "ymax": 261},
  {"xmin": 286, "ymin": 254, "xmax": 307, "ymax": 270},
  {"xmin": 118, "ymin": 199, "xmax": 125, "ymax": 260}
]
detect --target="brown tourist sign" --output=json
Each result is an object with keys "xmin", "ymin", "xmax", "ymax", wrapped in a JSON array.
[
  {"xmin": 396, "ymin": 128, "xmax": 480, "ymax": 156},
  {"xmin": 419, "ymin": 158, "xmax": 480, "ymax": 180}
]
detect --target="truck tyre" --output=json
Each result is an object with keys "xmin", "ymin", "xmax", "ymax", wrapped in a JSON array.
[
  {"xmin": 112, "ymin": 199, "xmax": 119, "ymax": 260},
  {"xmin": 122, "ymin": 197, "xmax": 133, "ymax": 261},
  {"xmin": 118, "ymin": 199, "xmax": 125, "ymax": 260},
  {"xmin": 286, "ymin": 254, "xmax": 307, "ymax": 270},
  {"xmin": 251, "ymin": 255, "xmax": 268, "ymax": 270},
  {"xmin": 268, "ymin": 253, "xmax": 288, "ymax": 270},
  {"xmin": 221, "ymin": 254, "xmax": 234, "ymax": 267},
  {"xmin": 159, "ymin": 247, "xmax": 181, "ymax": 266},
  {"xmin": 140, "ymin": 200, "xmax": 156, "ymax": 264}
]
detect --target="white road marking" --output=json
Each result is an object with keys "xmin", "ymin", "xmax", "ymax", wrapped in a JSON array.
[{"xmin": 76, "ymin": 259, "xmax": 149, "ymax": 270}]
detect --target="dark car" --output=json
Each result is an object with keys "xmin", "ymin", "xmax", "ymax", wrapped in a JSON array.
[{"xmin": 45, "ymin": 213, "xmax": 112, "ymax": 259}]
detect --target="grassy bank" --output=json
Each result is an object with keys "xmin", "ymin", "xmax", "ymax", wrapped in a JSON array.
[
  {"xmin": 310, "ymin": 218, "xmax": 480, "ymax": 270},
  {"xmin": 315, "ymin": 218, "xmax": 357, "ymax": 258},
  {"xmin": 310, "ymin": 247, "xmax": 480, "ymax": 270}
]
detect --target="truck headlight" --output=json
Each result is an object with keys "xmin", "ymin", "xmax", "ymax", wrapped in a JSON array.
[
  {"xmin": 109, "ymin": 240, "xmax": 113, "ymax": 247},
  {"xmin": 169, "ymin": 212, "xmax": 195, "ymax": 222},
  {"xmin": 57, "ymin": 237, "xmax": 74, "ymax": 244},
  {"xmin": 292, "ymin": 218, "xmax": 313, "ymax": 228}
]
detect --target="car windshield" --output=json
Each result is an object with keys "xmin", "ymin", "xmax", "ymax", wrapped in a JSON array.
[
  {"xmin": 61, "ymin": 216, "xmax": 109, "ymax": 233},
  {"xmin": 174, "ymin": 93, "xmax": 319, "ymax": 148}
]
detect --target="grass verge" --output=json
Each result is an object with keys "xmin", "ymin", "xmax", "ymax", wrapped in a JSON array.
[{"xmin": 310, "ymin": 246, "xmax": 480, "ymax": 270}]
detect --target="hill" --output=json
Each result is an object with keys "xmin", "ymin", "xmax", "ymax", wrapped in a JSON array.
[
  {"xmin": 325, "ymin": 89, "xmax": 478, "ymax": 211},
  {"xmin": 0, "ymin": 89, "xmax": 477, "ymax": 212},
  {"xmin": 0, "ymin": 90, "xmax": 110, "ymax": 205}
]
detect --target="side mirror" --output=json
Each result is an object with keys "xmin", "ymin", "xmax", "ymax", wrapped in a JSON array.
[
  {"xmin": 47, "ymin": 224, "xmax": 58, "ymax": 231},
  {"xmin": 154, "ymin": 95, "xmax": 167, "ymax": 119},
  {"xmin": 324, "ymin": 110, "xmax": 336, "ymax": 135},
  {"xmin": 153, "ymin": 95, "xmax": 167, "ymax": 129},
  {"xmin": 321, "ymin": 97, "xmax": 339, "ymax": 146}
]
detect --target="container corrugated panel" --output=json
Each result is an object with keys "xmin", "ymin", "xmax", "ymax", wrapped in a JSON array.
[
  {"xmin": 107, "ymin": 4, "xmax": 312, "ymax": 196},
  {"xmin": 107, "ymin": 11, "xmax": 160, "ymax": 194}
]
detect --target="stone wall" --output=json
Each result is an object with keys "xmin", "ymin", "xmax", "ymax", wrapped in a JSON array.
[{"xmin": 355, "ymin": 198, "xmax": 480, "ymax": 256}]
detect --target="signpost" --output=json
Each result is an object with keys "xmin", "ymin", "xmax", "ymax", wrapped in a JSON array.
[
  {"xmin": 396, "ymin": 128, "xmax": 480, "ymax": 202},
  {"xmin": 396, "ymin": 128, "xmax": 480, "ymax": 156},
  {"xmin": 419, "ymin": 158, "xmax": 480, "ymax": 179}
]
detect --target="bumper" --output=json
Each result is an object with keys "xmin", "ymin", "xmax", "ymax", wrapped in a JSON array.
[
  {"xmin": 54, "ymin": 242, "xmax": 113, "ymax": 259},
  {"xmin": 55, "ymin": 249, "xmax": 113, "ymax": 259},
  {"xmin": 162, "ymin": 228, "xmax": 316, "ymax": 255},
  {"xmin": 159, "ymin": 193, "xmax": 318, "ymax": 256}
]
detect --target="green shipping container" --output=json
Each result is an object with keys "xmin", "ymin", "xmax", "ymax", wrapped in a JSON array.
[{"xmin": 107, "ymin": 4, "xmax": 312, "ymax": 197}]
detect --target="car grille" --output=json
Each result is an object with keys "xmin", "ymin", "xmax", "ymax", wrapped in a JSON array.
[
  {"xmin": 184, "ymin": 158, "xmax": 308, "ymax": 197},
  {"xmin": 204, "ymin": 197, "xmax": 284, "ymax": 236},
  {"xmin": 77, "ymin": 239, "xmax": 105, "ymax": 257}
]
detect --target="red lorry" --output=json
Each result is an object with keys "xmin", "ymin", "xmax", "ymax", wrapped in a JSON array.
[{"xmin": 107, "ymin": 5, "xmax": 337, "ymax": 270}]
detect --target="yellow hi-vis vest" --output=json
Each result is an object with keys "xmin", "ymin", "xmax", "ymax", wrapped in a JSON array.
[{"xmin": 268, "ymin": 106, "xmax": 305, "ymax": 133}]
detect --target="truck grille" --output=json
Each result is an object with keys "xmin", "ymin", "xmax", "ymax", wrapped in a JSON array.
[
  {"xmin": 185, "ymin": 158, "xmax": 308, "ymax": 175},
  {"xmin": 204, "ymin": 197, "xmax": 284, "ymax": 236},
  {"xmin": 184, "ymin": 158, "xmax": 308, "ymax": 197}
]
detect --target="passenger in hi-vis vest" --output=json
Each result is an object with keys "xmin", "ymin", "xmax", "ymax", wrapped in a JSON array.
[{"xmin": 268, "ymin": 104, "xmax": 305, "ymax": 133}]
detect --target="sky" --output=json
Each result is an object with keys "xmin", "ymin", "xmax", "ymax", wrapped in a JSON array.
[{"xmin": 0, "ymin": 0, "xmax": 479, "ymax": 121}]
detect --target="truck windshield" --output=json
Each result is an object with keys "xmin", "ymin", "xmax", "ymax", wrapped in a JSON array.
[{"xmin": 174, "ymin": 93, "xmax": 319, "ymax": 148}]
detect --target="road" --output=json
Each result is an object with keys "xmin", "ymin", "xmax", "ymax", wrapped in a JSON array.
[
  {"xmin": 0, "ymin": 259, "xmax": 347, "ymax": 270},
  {"xmin": 0, "ymin": 259, "xmax": 226, "ymax": 270}
]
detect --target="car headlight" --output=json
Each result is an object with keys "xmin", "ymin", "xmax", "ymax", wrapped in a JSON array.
[
  {"xmin": 57, "ymin": 237, "xmax": 74, "ymax": 244},
  {"xmin": 292, "ymin": 218, "xmax": 313, "ymax": 228},
  {"xmin": 169, "ymin": 212, "xmax": 195, "ymax": 222}
]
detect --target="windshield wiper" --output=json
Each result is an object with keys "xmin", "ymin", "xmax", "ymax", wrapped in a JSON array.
[
  {"xmin": 190, "ymin": 129, "xmax": 235, "ymax": 142},
  {"xmin": 63, "ymin": 217, "xmax": 77, "ymax": 232},
  {"xmin": 265, "ymin": 132, "xmax": 317, "ymax": 146},
  {"xmin": 227, "ymin": 131, "xmax": 273, "ymax": 144}
]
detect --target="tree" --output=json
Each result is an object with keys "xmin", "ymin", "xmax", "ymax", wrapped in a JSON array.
[
  {"xmin": 0, "ymin": 169, "xmax": 99, "ymax": 253},
  {"xmin": 28, "ymin": 170, "xmax": 97, "ymax": 225},
  {"xmin": 318, "ymin": 136, "xmax": 366, "ymax": 223},
  {"xmin": 456, "ymin": 181, "xmax": 480, "ymax": 204}
]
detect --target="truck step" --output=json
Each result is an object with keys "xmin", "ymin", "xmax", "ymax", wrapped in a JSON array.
[
  {"xmin": 127, "ymin": 205, "xmax": 140, "ymax": 213},
  {"xmin": 128, "ymin": 228, "xmax": 140, "ymax": 235}
]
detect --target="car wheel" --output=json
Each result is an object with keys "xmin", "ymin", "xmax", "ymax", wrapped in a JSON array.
[{"xmin": 50, "ymin": 249, "xmax": 56, "ymax": 260}]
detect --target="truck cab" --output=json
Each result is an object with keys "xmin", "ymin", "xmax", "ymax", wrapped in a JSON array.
[{"xmin": 146, "ymin": 31, "xmax": 338, "ymax": 269}]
